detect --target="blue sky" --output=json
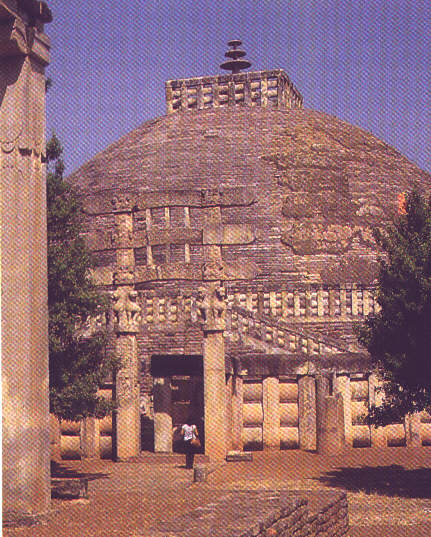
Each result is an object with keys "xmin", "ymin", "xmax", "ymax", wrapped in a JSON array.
[{"xmin": 46, "ymin": 0, "xmax": 430, "ymax": 174}]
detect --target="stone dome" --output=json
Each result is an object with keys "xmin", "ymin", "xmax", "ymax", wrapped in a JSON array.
[{"xmin": 70, "ymin": 105, "xmax": 431, "ymax": 286}]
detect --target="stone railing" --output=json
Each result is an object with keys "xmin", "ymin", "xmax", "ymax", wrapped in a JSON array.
[
  {"xmin": 228, "ymin": 306, "xmax": 348, "ymax": 355},
  {"xmin": 80, "ymin": 285, "xmax": 377, "ymax": 333},
  {"xmin": 147, "ymin": 489, "xmax": 348, "ymax": 537},
  {"xmin": 165, "ymin": 69, "xmax": 303, "ymax": 114},
  {"xmin": 226, "ymin": 286, "xmax": 378, "ymax": 321},
  {"xmin": 112, "ymin": 286, "xmax": 378, "ymax": 327}
]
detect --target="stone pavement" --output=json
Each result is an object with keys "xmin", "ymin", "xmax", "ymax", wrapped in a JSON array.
[{"xmin": 4, "ymin": 447, "xmax": 431, "ymax": 537}]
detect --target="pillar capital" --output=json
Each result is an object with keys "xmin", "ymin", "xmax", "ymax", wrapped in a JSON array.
[{"xmin": 0, "ymin": 2, "xmax": 51, "ymax": 63}]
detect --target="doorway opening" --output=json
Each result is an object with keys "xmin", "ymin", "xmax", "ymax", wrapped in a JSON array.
[{"xmin": 150, "ymin": 354, "xmax": 204, "ymax": 453}]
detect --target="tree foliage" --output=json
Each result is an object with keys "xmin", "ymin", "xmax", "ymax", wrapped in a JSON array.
[
  {"xmin": 47, "ymin": 134, "xmax": 116, "ymax": 421},
  {"xmin": 358, "ymin": 190, "xmax": 431, "ymax": 425}
]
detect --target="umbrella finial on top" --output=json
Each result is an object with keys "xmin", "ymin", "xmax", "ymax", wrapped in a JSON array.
[{"xmin": 220, "ymin": 39, "xmax": 252, "ymax": 74}]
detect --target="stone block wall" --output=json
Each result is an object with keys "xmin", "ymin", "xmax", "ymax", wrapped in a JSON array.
[
  {"xmin": 148, "ymin": 490, "xmax": 348, "ymax": 537},
  {"xmin": 306, "ymin": 491, "xmax": 349, "ymax": 537}
]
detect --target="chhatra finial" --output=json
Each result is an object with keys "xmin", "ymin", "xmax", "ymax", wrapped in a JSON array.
[{"xmin": 220, "ymin": 39, "xmax": 252, "ymax": 74}]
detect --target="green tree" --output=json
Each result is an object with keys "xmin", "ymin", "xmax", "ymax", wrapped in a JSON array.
[
  {"xmin": 47, "ymin": 134, "xmax": 116, "ymax": 421},
  {"xmin": 358, "ymin": 190, "xmax": 431, "ymax": 425}
]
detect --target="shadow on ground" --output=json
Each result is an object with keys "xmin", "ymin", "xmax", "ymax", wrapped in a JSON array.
[
  {"xmin": 316, "ymin": 465, "xmax": 431, "ymax": 498},
  {"xmin": 51, "ymin": 461, "xmax": 109, "ymax": 482}
]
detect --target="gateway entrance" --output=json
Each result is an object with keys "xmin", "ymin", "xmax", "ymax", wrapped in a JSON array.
[{"xmin": 151, "ymin": 355, "xmax": 204, "ymax": 453}]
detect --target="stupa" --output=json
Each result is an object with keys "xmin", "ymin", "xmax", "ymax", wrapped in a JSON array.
[{"xmin": 64, "ymin": 40, "xmax": 431, "ymax": 460}]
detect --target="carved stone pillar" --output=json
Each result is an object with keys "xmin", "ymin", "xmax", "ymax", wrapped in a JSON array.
[
  {"xmin": 197, "ymin": 283, "xmax": 228, "ymax": 461},
  {"xmin": 1, "ymin": 1, "xmax": 52, "ymax": 524},
  {"xmin": 111, "ymin": 201, "xmax": 141, "ymax": 460},
  {"xmin": 114, "ymin": 327, "xmax": 141, "ymax": 460}
]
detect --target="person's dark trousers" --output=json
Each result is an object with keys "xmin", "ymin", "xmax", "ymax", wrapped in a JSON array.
[{"xmin": 184, "ymin": 440, "xmax": 195, "ymax": 469}]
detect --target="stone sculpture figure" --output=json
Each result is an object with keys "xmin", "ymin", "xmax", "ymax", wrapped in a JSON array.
[
  {"xmin": 126, "ymin": 290, "xmax": 141, "ymax": 323},
  {"xmin": 214, "ymin": 285, "xmax": 227, "ymax": 327},
  {"xmin": 196, "ymin": 286, "xmax": 210, "ymax": 324},
  {"xmin": 111, "ymin": 287, "xmax": 141, "ymax": 331},
  {"xmin": 110, "ymin": 193, "xmax": 135, "ymax": 212},
  {"xmin": 196, "ymin": 285, "xmax": 226, "ymax": 331}
]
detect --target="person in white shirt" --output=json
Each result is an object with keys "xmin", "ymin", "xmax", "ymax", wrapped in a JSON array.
[{"xmin": 181, "ymin": 417, "xmax": 199, "ymax": 469}]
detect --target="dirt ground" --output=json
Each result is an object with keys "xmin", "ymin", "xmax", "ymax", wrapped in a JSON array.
[{"xmin": 4, "ymin": 447, "xmax": 431, "ymax": 537}]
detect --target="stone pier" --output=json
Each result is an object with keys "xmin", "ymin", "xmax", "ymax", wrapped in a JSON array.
[
  {"xmin": 298, "ymin": 376, "xmax": 316, "ymax": 451},
  {"xmin": 333, "ymin": 374, "xmax": 353, "ymax": 447},
  {"xmin": 80, "ymin": 417, "xmax": 100, "ymax": 459},
  {"xmin": 203, "ymin": 328, "xmax": 227, "ymax": 460},
  {"xmin": 368, "ymin": 373, "xmax": 386, "ymax": 448},
  {"xmin": 1, "ymin": 0, "xmax": 52, "ymax": 524},
  {"xmin": 153, "ymin": 377, "xmax": 173, "ymax": 453},
  {"xmin": 263, "ymin": 376, "xmax": 280, "ymax": 449},
  {"xmin": 231, "ymin": 375, "xmax": 243, "ymax": 450},
  {"xmin": 316, "ymin": 375, "xmax": 344, "ymax": 454}
]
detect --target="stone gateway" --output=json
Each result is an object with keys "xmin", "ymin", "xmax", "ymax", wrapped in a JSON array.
[{"xmin": 62, "ymin": 41, "xmax": 431, "ymax": 461}]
